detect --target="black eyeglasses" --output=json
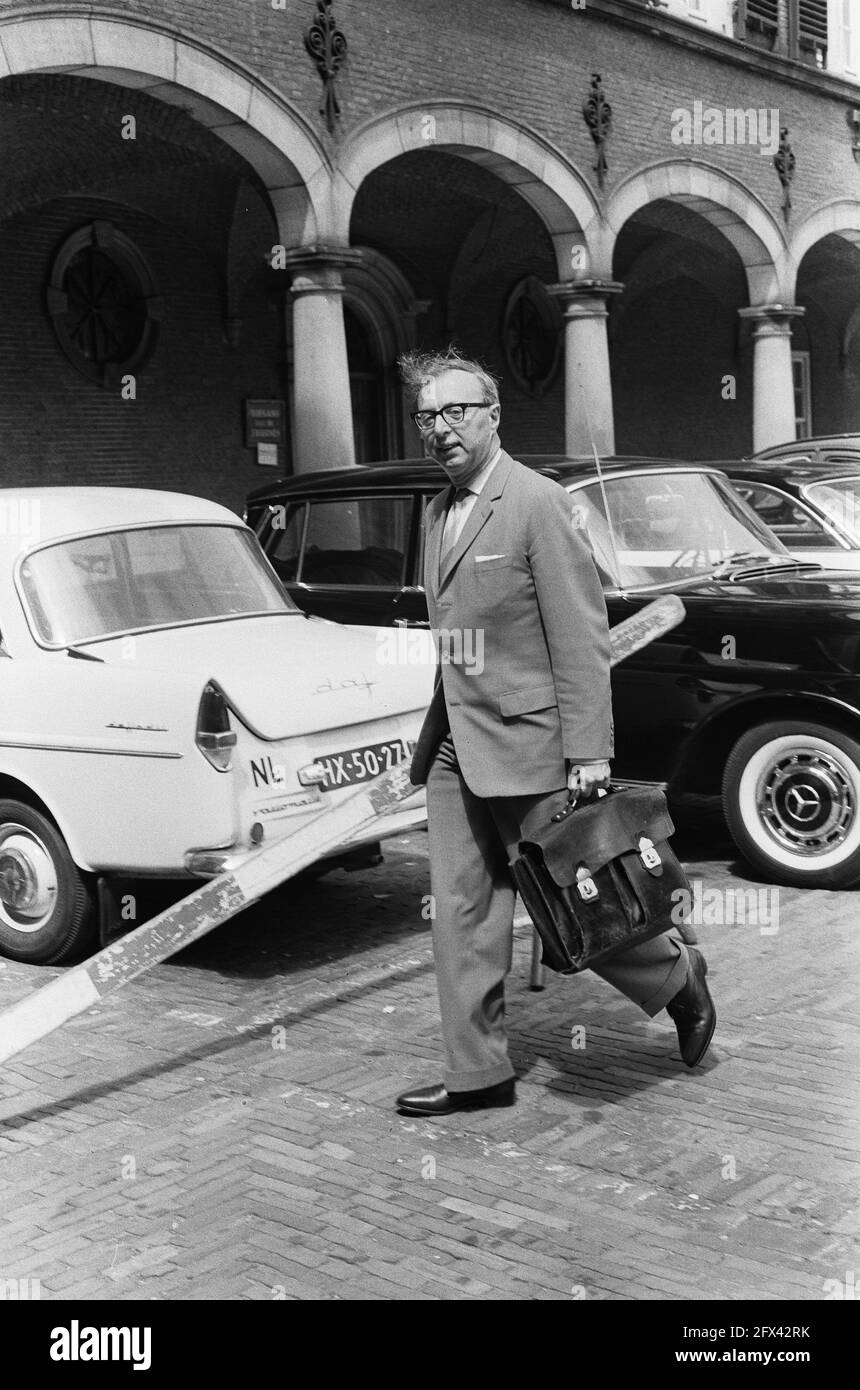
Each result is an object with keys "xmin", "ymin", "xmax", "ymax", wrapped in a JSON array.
[{"xmin": 410, "ymin": 402, "xmax": 491, "ymax": 431}]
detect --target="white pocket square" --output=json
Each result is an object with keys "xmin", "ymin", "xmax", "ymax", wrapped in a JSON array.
[{"xmin": 475, "ymin": 553, "xmax": 507, "ymax": 562}]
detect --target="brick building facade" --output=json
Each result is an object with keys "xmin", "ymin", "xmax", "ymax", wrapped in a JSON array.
[{"xmin": 0, "ymin": 1, "xmax": 858, "ymax": 508}]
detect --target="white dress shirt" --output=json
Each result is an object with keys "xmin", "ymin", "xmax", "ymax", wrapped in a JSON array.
[{"xmin": 440, "ymin": 448, "xmax": 502, "ymax": 555}]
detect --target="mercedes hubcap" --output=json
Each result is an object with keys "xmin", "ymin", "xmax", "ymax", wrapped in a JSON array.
[{"xmin": 758, "ymin": 748, "xmax": 855, "ymax": 856}]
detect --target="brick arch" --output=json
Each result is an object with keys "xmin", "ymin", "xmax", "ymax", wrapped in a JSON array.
[
  {"xmin": 604, "ymin": 161, "xmax": 786, "ymax": 303},
  {"xmin": 0, "ymin": 11, "xmax": 328, "ymax": 245},
  {"xmin": 332, "ymin": 102, "xmax": 600, "ymax": 278}
]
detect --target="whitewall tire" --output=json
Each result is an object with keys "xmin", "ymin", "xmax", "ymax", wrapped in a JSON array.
[{"xmin": 722, "ymin": 722, "xmax": 860, "ymax": 888}]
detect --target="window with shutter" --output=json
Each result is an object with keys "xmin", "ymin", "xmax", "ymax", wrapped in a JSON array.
[
  {"xmin": 799, "ymin": 0, "xmax": 828, "ymax": 56},
  {"xmin": 741, "ymin": 0, "xmax": 829, "ymax": 62},
  {"xmin": 747, "ymin": 0, "xmax": 779, "ymax": 32}
]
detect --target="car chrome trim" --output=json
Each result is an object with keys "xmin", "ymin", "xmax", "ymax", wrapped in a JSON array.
[
  {"xmin": 0, "ymin": 824, "xmax": 59, "ymax": 933},
  {"xmin": 563, "ymin": 466, "xmax": 727, "ymax": 492},
  {"xmin": 17, "ymin": 608, "xmax": 302, "ymax": 654},
  {"xmin": 757, "ymin": 744, "xmax": 856, "ymax": 857},
  {"xmin": 185, "ymin": 803, "xmax": 428, "ymax": 879},
  {"xmin": 0, "ymin": 739, "xmax": 181, "ymax": 758},
  {"xmin": 184, "ymin": 849, "xmax": 242, "ymax": 877}
]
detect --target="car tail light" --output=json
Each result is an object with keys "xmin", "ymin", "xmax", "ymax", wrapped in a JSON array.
[{"xmin": 196, "ymin": 682, "xmax": 237, "ymax": 772}]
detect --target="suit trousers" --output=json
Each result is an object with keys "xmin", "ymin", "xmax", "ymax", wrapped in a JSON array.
[{"xmin": 427, "ymin": 734, "xmax": 691, "ymax": 1091}]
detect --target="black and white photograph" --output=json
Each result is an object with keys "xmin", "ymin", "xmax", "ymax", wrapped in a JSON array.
[{"xmin": 0, "ymin": 0, "xmax": 856, "ymax": 1345}]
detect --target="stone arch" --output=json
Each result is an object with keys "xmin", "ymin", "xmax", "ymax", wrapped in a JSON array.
[
  {"xmin": 0, "ymin": 12, "xmax": 329, "ymax": 245},
  {"xmin": 342, "ymin": 248, "xmax": 423, "ymax": 360},
  {"xmin": 789, "ymin": 200, "xmax": 860, "ymax": 286},
  {"xmin": 342, "ymin": 248, "xmax": 426, "ymax": 456},
  {"xmin": 604, "ymin": 161, "xmax": 786, "ymax": 303},
  {"xmin": 332, "ymin": 102, "xmax": 599, "ymax": 278},
  {"xmin": 790, "ymin": 202, "xmax": 860, "ymax": 433}
]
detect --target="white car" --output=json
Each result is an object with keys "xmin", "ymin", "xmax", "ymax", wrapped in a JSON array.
[{"xmin": 0, "ymin": 489, "xmax": 431, "ymax": 965}]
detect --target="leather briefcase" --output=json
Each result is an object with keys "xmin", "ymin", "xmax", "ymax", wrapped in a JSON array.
[{"xmin": 510, "ymin": 785, "xmax": 690, "ymax": 974}]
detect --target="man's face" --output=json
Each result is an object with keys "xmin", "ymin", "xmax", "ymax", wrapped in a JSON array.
[{"xmin": 416, "ymin": 369, "xmax": 501, "ymax": 484}]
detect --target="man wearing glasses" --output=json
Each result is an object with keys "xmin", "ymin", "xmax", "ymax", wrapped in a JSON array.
[{"xmin": 395, "ymin": 347, "xmax": 715, "ymax": 1117}]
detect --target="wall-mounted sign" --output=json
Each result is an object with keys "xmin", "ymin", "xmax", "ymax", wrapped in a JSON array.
[
  {"xmin": 245, "ymin": 399, "xmax": 285, "ymax": 446},
  {"xmin": 256, "ymin": 442, "xmax": 279, "ymax": 468}
]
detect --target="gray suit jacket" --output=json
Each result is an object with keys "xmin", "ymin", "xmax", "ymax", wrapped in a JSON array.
[{"xmin": 410, "ymin": 451, "xmax": 614, "ymax": 797}]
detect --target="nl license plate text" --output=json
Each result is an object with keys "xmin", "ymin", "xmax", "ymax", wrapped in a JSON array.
[{"xmin": 315, "ymin": 738, "xmax": 414, "ymax": 791}]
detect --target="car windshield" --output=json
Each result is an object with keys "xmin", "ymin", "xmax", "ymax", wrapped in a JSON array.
[
  {"xmin": 804, "ymin": 478, "xmax": 860, "ymax": 544},
  {"xmin": 570, "ymin": 471, "xmax": 790, "ymax": 588},
  {"xmin": 19, "ymin": 523, "xmax": 296, "ymax": 646}
]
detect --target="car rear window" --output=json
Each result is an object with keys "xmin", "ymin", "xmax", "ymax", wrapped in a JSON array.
[{"xmin": 19, "ymin": 523, "xmax": 294, "ymax": 645}]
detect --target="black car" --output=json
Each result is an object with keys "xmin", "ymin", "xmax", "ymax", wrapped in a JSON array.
[
  {"xmin": 752, "ymin": 434, "xmax": 860, "ymax": 468},
  {"xmin": 248, "ymin": 457, "xmax": 860, "ymax": 890},
  {"xmin": 718, "ymin": 457, "xmax": 860, "ymax": 572}
]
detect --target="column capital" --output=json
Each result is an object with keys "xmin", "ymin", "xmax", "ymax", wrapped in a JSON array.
[
  {"xmin": 281, "ymin": 244, "xmax": 365, "ymax": 297},
  {"xmin": 546, "ymin": 278, "xmax": 624, "ymax": 320},
  {"xmin": 738, "ymin": 303, "xmax": 805, "ymax": 337}
]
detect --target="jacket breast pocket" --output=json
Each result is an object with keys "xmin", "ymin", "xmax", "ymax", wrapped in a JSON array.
[
  {"xmin": 498, "ymin": 684, "xmax": 558, "ymax": 717},
  {"xmin": 474, "ymin": 555, "xmax": 514, "ymax": 575}
]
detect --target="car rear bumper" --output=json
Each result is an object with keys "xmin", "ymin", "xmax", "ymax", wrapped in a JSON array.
[{"xmin": 183, "ymin": 797, "xmax": 427, "ymax": 878}]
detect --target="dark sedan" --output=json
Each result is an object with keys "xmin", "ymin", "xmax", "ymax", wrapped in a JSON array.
[
  {"xmin": 720, "ymin": 456, "xmax": 860, "ymax": 571},
  {"xmin": 248, "ymin": 457, "xmax": 860, "ymax": 891},
  {"xmin": 752, "ymin": 434, "xmax": 860, "ymax": 467}
]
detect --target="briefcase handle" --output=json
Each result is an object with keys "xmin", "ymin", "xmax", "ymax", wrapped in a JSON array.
[{"xmin": 551, "ymin": 785, "xmax": 611, "ymax": 823}]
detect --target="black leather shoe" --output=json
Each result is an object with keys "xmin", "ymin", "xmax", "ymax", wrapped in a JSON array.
[
  {"xmin": 666, "ymin": 948, "xmax": 716, "ymax": 1067},
  {"xmin": 395, "ymin": 1078, "xmax": 516, "ymax": 1116}
]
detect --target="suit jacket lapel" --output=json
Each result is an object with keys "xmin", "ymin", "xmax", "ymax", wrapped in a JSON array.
[
  {"xmin": 438, "ymin": 452, "xmax": 515, "ymax": 593},
  {"xmin": 425, "ymin": 486, "xmax": 453, "ymax": 605}
]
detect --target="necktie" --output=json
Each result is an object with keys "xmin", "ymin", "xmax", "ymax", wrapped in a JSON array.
[{"xmin": 441, "ymin": 486, "xmax": 472, "ymax": 558}]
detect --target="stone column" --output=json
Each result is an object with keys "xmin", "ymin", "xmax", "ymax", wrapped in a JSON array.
[
  {"xmin": 738, "ymin": 303, "xmax": 805, "ymax": 454},
  {"xmin": 547, "ymin": 279, "xmax": 623, "ymax": 457},
  {"xmin": 283, "ymin": 247, "xmax": 363, "ymax": 472}
]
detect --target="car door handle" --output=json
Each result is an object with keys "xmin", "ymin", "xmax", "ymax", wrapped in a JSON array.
[{"xmin": 394, "ymin": 619, "xmax": 430, "ymax": 628}]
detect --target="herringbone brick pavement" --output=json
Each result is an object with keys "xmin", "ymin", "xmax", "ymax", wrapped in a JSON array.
[{"xmin": 0, "ymin": 801, "xmax": 857, "ymax": 1300}]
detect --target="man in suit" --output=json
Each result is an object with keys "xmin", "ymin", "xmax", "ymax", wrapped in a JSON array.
[{"xmin": 395, "ymin": 349, "xmax": 716, "ymax": 1117}]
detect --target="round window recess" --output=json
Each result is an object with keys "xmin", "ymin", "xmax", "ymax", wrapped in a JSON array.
[
  {"xmin": 502, "ymin": 275, "xmax": 562, "ymax": 398},
  {"xmin": 47, "ymin": 222, "xmax": 162, "ymax": 387}
]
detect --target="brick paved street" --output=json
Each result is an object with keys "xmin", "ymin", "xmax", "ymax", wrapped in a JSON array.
[{"xmin": 0, "ymin": 800, "xmax": 857, "ymax": 1301}]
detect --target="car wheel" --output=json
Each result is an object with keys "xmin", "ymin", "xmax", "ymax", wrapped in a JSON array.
[
  {"xmin": 722, "ymin": 721, "xmax": 860, "ymax": 888},
  {"xmin": 0, "ymin": 801, "xmax": 96, "ymax": 964}
]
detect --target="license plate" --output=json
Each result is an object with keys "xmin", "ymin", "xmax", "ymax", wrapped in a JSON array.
[{"xmin": 314, "ymin": 737, "xmax": 414, "ymax": 792}]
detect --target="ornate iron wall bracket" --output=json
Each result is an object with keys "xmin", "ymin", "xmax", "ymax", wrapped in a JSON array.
[
  {"xmin": 582, "ymin": 73, "xmax": 612, "ymax": 191},
  {"xmin": 304, "ymin": 0, "xmax": 348, "ymax": 135},
  {"xmin": 773, "ymin": 126, "xmax": 795, "ymax": 223}
]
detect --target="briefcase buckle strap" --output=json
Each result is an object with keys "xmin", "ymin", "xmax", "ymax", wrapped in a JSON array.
[
  {"xmin": 638, "ymin": 836, "xmax": 663, "ymax": 873},
  {"xmin": 551, "ymin": 793, "xmax": 579, "ymax": 824},
  {"xmin": 575, "ymin": 865, "xmax": 598, "ymax": 901}
]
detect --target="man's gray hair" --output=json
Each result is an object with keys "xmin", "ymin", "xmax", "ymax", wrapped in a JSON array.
[{"xmin": 398, "ymin": 347, "xmax": 500, "ymax": 406}]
